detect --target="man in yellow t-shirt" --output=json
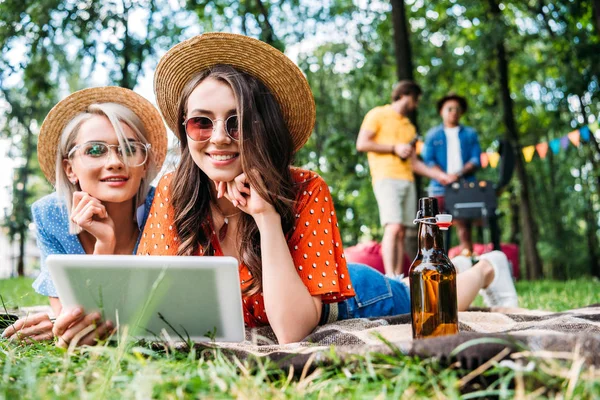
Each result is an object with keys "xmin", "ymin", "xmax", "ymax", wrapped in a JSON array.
[{"xmin": 356, "ymin": 81, "xmax": 451, "ymax": 277}]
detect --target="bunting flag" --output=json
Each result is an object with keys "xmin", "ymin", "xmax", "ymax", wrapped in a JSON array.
[
  {"xmin": 487, "ymin": 152, "xmax": 500, "ymax": 168},
  {"xmin": 522, "ymin": 145, "xmax": 536, "ymax": 162},
  {"xmin": 536, "ymin": 142, "xmax": 549, "ymax": 159},
  {"xmin": 480, "ymin": 152, "xmax": 489, "ymax": 168},
  {"xmin": 416, "ymin": 140, "xmax": 424, "ymax": 156},
  {"xmin": 567, "ymin": 130, "xmax": 581, "ymax": 147},
  {"xmin": 550, "ymin": 138, "xmax": 561, "ymax": 154},
  {"xmin": 475, "ymin": 124, "xmax": 599, "ymax": 168},
  {"xmin": 580, "ymin": 126, "xmax": 590, "ymax": 142}
]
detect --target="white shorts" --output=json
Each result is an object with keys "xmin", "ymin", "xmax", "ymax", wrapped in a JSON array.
[{"xmin": 373, "ymin": 178, "xmax": 417, "ymax": 227}]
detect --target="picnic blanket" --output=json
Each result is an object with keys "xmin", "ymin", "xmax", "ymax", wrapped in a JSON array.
[{"xmin": 188, "ymin": 305, "xmax": 600, "ymax": 371}]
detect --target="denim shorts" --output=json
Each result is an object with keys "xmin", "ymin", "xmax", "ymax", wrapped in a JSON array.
[{"xmin": 320, "ymin": 263, "xmax": 411, "ymax": 324}]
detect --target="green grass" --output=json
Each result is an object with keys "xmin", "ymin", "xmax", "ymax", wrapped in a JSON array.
[
  {"xmin": 1, "ymin": 276, "xmax": 599, "ymax": 398},
  {"xmin": 0, "ymin": 278, "xmax": 48, "ymax": 309},
  {"xmin": 470, "ymin": 277, "xmax": 600, "ymax": 310}
]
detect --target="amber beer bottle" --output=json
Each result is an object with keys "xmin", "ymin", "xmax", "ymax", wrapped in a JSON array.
[{"xmin": 409, "ymin": 197, "xmax": 459, "ymax": 339}]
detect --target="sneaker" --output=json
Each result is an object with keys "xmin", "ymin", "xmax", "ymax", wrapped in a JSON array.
[
  {"xmin": 479, "ymin": 251, "xmax": 519, "ymax": 308},
  {"xmin": 451, "ymin": 255, "xmax": 473, "ymax": 274}
]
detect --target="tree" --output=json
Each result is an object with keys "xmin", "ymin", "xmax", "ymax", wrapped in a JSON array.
[{"xmin": 487, "ymin": 0, "xmax": 544, "ymax": 279}]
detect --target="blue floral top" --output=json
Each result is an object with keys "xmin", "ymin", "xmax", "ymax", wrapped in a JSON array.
[{"xmin": 31, "ymin": 187, "xmax": 155, "ymax": 296}]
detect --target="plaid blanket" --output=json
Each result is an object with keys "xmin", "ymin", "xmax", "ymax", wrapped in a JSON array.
[{"xmin": 190, "ymin": 305, "xmax": 600, "ymax": 370}]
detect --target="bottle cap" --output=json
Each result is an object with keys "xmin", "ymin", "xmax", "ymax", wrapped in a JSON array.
[
  {"xmin": 435, "ymin": 214, "xmax": 453, "ymax": 230},
  {"xmin": 413, "ymin": 213, "xmax": 453, "ymax": 229}
]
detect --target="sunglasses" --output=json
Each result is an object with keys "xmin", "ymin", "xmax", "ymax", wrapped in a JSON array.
[{"xmin": 182, "ymin": 115, "xmax": 240, "ymax": 142}]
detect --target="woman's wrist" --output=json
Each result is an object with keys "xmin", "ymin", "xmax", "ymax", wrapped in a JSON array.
[
  {"xmin": 93, "ymin": 238, "xmax": 116, "ymax": 254},
  {"xmin": 253, "ymin": 211, "xmax": 281, "ymax": 231}
]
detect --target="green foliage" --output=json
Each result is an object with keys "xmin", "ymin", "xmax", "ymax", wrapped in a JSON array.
[{"xmin": 0, "ymin": 0, "xmax": 599, "ymax": 277}]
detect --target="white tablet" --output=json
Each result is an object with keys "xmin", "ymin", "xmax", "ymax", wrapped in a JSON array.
[{"xmin": 47, "ymin": 255, "xmax": 245, "ymax": 343}]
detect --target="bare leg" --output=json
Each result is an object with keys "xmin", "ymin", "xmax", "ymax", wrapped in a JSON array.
[
  {"xmin": 455, "ymin": 259, "xmax": 494, "ymax": 310},
  {"xmin": 381, "ymin": 223, "xmax": 405, "ymax": 276}
]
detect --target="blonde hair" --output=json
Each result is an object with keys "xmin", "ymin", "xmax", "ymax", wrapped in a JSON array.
[{"xmin": 55, "ymin": 103, "xmax": 157, "ymax": 234}]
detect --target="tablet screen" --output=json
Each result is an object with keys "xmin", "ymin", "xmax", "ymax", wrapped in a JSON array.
[{"xmin": 48, "ymin": 255, "xmax": 244, "ymax": 342}]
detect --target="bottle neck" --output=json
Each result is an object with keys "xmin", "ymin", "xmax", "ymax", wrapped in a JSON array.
[{"xmin": 417, "ymin": 220, "xmax": 445, "ymax": 252}]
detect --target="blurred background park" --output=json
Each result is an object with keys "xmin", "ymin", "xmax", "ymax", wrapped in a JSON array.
[{"xmin": 0, "ymin": 0, "xmax": 599, "ymax": 282}]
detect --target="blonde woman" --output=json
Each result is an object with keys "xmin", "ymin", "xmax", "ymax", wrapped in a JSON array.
[{"xmin": 2, "ymin": 87, "xmax": 167, "ymax": 347}]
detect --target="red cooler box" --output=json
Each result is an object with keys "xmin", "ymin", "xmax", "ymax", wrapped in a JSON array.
[{"xmin": 345, "ymin": 241, "xmax": 411, "ymax": 276}]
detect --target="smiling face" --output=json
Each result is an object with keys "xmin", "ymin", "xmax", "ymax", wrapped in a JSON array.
[
  {"xmin": 63, "ymin": 115, "xmax": 147, "ymax": 204},
  {"xmin": 185, "ymin": 77, "xmax": 242, "ymax": 183}
]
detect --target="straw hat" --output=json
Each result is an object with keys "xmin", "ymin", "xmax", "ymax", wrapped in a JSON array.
[
  {"xmin": 38, "ymin": 86, "xmax": 168, "ymax": 184},
  {"xmin": 154, "ymin": 32, "xmax": 316, "ymax": 152}
]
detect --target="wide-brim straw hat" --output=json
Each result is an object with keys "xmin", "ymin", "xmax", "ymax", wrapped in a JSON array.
[
  {"xmin": 38, "ymin": 86, "xmax": 168, "ymax": 184},
  {"xmin": 154, "ymin": 32, "xmax": 316, "ymax": 152}
]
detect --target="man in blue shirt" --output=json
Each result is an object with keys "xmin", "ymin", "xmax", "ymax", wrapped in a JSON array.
[{"xmin": 422, "ymin": 93, "xmax": 482, "ymax": 255}]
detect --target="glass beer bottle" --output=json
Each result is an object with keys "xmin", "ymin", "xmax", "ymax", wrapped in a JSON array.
[{"xmin": 409, "ymin": 197, "xmax": 459, "ymax": 339}]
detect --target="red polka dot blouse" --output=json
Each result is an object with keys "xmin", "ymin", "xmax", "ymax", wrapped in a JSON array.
[{"xmin": 137, "ymin": 168, "xmax": 355, "ymax": 327}]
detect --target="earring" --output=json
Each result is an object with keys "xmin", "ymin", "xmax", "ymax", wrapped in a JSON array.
[{"xmin": 70, "ymin": 179, "xmax": 78, "ymax": 185}]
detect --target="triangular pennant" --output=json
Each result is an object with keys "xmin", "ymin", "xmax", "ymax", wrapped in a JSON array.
[
  {"xmin": 550, "ymin": 138, "xmax": 561, "ymax": 154},
  {"xmin": 480, "ymin": 152, "xmax": 489, "ymax": 168},
  {"xmin": 590, "ymin": 121, "xmax": 599, "ymax": 134},
  {"xmin": 416, "ymin": 140, "xmax": 424, "ymax": 155},
  {"xmin": 522, "ymin": 145, "xmax": 536, "ymax": 162},
  {"xmin": 536, "ymin": 142, "xmax": 548, "ymax": 159},
  {"xmin": 567, "ymin": 130, "xmax": 580, "ymax": 147},
  {"xmin": 487, "ymin": 152, "xmax": 500, "ymax": 168},
  {"xmin": 560, "ymin": 136, "xmax": 570, "ymax": 149},
  {"xmin": 580, "ymin": 126, "xmax": 590, "ymax": 142}
]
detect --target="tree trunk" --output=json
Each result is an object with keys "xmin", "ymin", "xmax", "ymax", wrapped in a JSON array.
[
  {"xmin": 593, "ymin": 0, "xmax": 600, "ymax": 37},
  {"xmin": 581, "ymin": 161, "xmax": 600, "ymax": 278},
  {"xmin": 390, "ymin": 0, "xmax": 414, "ymax": 81},
  {"xmin": 15, "ymin": 128, "xmax": 33, "ymax": 277},
  {"xmin": 255, "ymin": 0, "xmax": 276, "ymax": 46},
  {"xmin": 544, "ymin": 132, "xmax": 567, "ymax": 279},
  {"xmin": 577, "ymin": 95, "xmax": 600, "ymax": 201},
  {"xmin": 390, "ymin": 0, "xmax": 422, "ymax": 198},
  {"xmin": 489, "ymin": 0, "xmax": 544, "ymax": 279},
  {"xmin": 241, "ymin": 0, "xmax": 248, "ymax": 35},
  {"xmin": 576, "ymin": 96, "xmax": 600, "ymax": 278},
  {"xmin": 508, "ymin": 186, "xmax": 519, "ymax": 244},
  {"xmin": 1, "ymin": 88, "xmax": 34, "ymax": 277},
  {"xmin": 121, "ymin": 2, "xmax": 132, "ymax": 89}
]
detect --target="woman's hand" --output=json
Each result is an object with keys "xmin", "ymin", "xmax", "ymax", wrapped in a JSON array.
[
  {"xmin": 53, "ymin": 307, "xmax": 114, "ymax": 348},
  {"xmin": 215, "ymin": 172, "xmax": 277, "ymax": 218},
  {"xmin": 71, "ymin": 191, "xmax": 116, "ymax": 253},
  {"xmin": 2, "ymin": 313, "xmax": 54, "ymax": 342}
]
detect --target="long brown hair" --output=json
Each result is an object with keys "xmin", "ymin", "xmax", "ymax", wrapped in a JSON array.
[{"xmin": 171, "ymin": 65, "xmax": 296, "ymax": 296}]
